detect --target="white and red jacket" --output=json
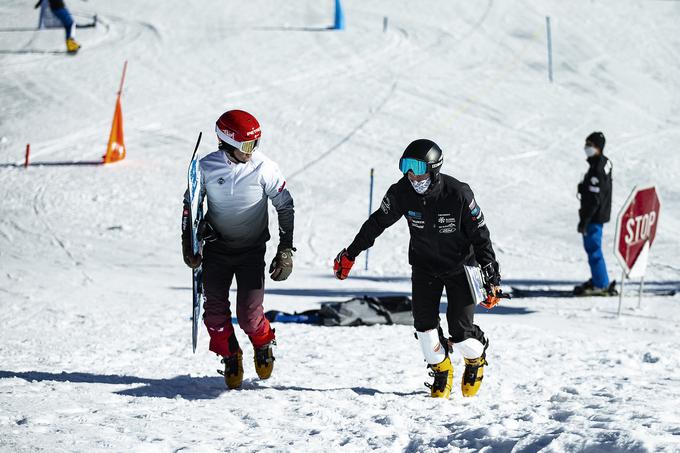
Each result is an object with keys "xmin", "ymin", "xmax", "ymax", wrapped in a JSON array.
[{"xmin": 187, "ymin": 150, "xmax": 294, "ymax": 252}]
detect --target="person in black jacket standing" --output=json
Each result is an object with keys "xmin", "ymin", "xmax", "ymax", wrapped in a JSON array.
[
  {"xmin": 333, "ymin": 139, "xmax": 503, "ymax": 399},
  {"xmin": 574, "ymin": 132, "xmax": 615, "ymax": 296}
]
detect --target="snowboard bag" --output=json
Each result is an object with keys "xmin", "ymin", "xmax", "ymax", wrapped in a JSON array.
[{"xmin": 264, "ymin": 295, "xmax": 413, "ymax": 326}]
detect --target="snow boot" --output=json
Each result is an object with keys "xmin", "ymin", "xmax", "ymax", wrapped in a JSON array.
[
  {"xmin": 425, "ymin": 356, "xmax": 453, "ymax": 399},
  {"xmin": 461, "ymin": 341, "xmax": 488, "ymax": 397},
  {"xmin": 66, "ymin": 38, "xmax": 81, "ymax": 54},
  {"xmin": 254, "ymin": 342, "xmax": 275, "ymax": 380},
  {"xmin": 573, "ymin": 279, "xmax": 594, "ymax": 296},
  {"xmin": 576, "ymin": 280, "xmax": 618, "ymax": 297},
  {"xmin": 218, "ymin": 351, "xmax": 244, "ymax": 389}
]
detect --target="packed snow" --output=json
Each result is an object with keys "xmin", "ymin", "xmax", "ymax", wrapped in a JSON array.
[{"xmin": 1, "ymin": 0, "xmax": 680, "ymax": 451}]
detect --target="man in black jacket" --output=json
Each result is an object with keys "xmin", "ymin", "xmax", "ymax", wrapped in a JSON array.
[
  {"xmin": 574, "ymin": 131, "xmax": 615, "ymax": 296},
  {"xmin": 333, "ymin": 139, "xmax": 502, "ymax": 399}
]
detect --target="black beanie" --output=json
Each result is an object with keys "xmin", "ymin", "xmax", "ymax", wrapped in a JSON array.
[{"xmin": 586, "ymin": 131, "xmax": 606, "ymax": 152}]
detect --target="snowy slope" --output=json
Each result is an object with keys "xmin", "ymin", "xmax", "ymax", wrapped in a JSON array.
[{"xmin": 1, "ymin": 0, "xmax": 680, "ymax": 451}]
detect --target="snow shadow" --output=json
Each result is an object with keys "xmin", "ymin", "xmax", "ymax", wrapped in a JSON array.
[
  {"xmin": 0, "ymin": 49, "xmax": 69, "ymax": 55},
  {"xmin": 0, "ymin": 161, "xmax": 102, "ymax": 168},
  {"xmin": 253, "ymin": 26, "xmax": 336, "ymax": 32},
  {"xmin": 0, "ymin": 370, "xmax": 423, "ymax": 399},
  {"xmin": 264, "ymin": 288, "xmax": 412, "ymax": 298},
  {"xmin": 0, "ymin": 370, "xmax": 227, "ymax": 400},
  {"xmin": 243, "ymin": 382, "xmax": 422, "ymax": 397}
]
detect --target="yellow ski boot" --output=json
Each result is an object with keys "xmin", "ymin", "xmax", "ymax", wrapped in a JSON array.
[
  {"xmin": 218, "ymin": 351, "xmax": 244, "ymax": 389},
  {"xmin": 461, "ymin": 349, "xmax": 488, "ymax": 397},
  {"xmin": 426, "ymin": 356, "xmax": 453, "ymax": 399},
  {"xmin": 66, "ymin": 38, "xmax": 81, "ymax": 54},
  {"xmin": 253, "ymin": 342, "xmax": 275, "ymax": 380}
]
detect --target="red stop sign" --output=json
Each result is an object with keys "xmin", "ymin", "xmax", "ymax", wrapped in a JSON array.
[{"xmin": 614, "ymin": 186, "xmax": 661, "ymax": 274}]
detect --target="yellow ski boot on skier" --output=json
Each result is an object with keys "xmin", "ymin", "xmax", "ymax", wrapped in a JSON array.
[
  {"xmin": 253, "ymin": 342, "xmax": 275, "ymax": 380},
  {"xmin": 461, "ymin": 340, "xmax": 489, "ymax": 397},
  {"xmin": 427, "ymin": 356, "xmax": 454, "ymax": 399},
  {"xmin": 417, "ymin": 328, "xmax": 453, "ymax": 399},
  {"xmin": 219, "ymin": 351, "xmax": 244, "ymax": 389},
  {"xmin": 66, "ymin": 38, "xmax": 80, "ymax": 54}
]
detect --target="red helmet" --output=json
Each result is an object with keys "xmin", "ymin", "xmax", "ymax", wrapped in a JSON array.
[{"xmin": 215, "ymin": 109, "xmax": 261, "ymax": 154}]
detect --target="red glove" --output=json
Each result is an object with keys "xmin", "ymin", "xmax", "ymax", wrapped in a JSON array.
[{"xmin": 333, "ymin": 249, "xmax": 355, "ymax": 280}]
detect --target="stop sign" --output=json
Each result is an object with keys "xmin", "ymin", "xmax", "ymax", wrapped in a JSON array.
[{"xmin": 614, "ymin": 186, "xmax": 661, "ymax": 275}]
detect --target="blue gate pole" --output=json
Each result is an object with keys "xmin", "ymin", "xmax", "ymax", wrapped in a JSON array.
[
  {"xmin": 546, "ymin": 16, "xmax": 553, "ymax": 83},
  {"xmin": 333, "ymin": 0, "xmax": 345, "ymax": 30},
  {"xmin": 365, "ymin": 168, "xmax": 374, "ymax": 271}
]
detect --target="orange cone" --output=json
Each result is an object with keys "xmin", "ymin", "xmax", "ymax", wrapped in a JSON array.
[{"xmin": 103, "ymin": 96, "xmax": 126, "ymax": 164}]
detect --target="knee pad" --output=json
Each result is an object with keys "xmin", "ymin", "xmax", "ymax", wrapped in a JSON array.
[
  {"xmin": 416, "ymin": 328, "xmax": 447, "ymax": 365},
  {"xmin": 454, "ymin": 337, "xmax": 486, "ymax": 359}
]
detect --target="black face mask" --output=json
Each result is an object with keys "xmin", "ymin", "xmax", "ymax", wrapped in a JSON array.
[{"xmin": 219, "ymin": 141, "xmax": 247, "ymax": 164}]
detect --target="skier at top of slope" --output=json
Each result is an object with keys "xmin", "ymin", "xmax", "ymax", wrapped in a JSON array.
[
  {"xmin": 333, "ymin": 139, "xmax": 503, "ymax": 399},
  {"xmin": 35, "ymin": 0, "xmax": 81, "ymax": 53},
  {"xmin": 574, "ymin": 131, "xmax": 616, "ymax": 296},
  {"xmin": 181, "ymin": 109, "xmax": 295, "ymax": 389}
]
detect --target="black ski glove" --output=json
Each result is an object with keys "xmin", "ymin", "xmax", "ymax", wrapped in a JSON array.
[
  {"xmin": 481, "ymin": 262, "xmax": 501, "ymax": 288},
  {"xmin": 577, "ymin": 221, "xmax": 586, "ymax": 235},
  {"xmin": 269, "ymin": 248, "xmax": 294, "ymax": 281}
]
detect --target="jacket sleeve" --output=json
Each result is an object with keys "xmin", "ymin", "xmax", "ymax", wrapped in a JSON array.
[
  {"xmin": 262, "ymin": 161, "xmax": 295, "ymax": 250},
  {"xmin": 460, "ymin": 184, "xmax": 497, "ymax": 267},
  {"xmin": 347, "ymin": 185, "xmax": 403, "ymax": 259},
  {"xmin": 578, "ymin": 166, "xmax": 603, "ymax": 226}
]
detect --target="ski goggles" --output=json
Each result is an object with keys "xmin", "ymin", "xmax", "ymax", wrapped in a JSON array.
[
  {"xmin": 237, "ymin": 138, "xmax": 259, "ymax": 154},
  {"xmin": 215, "ymin": 126, "xmax": 260, "ymax": 154},
  {"xmin": 399, "ymin": 157, "xmax": 428, "ymax": 176}
]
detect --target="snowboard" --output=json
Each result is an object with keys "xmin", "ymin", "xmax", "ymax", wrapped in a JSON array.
[{"xmin": 187, "ymin": 132, "xmax": 203, "ymax": 353}]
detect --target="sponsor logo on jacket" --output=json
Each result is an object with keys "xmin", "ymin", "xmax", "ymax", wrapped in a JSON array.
[
  {"xmin": 437, "ymin": 213, "xmax": 456, "ymax": 233},
  {"xmin": 381, "ymin": 195, "xmax": 391, "ymax": 214}
]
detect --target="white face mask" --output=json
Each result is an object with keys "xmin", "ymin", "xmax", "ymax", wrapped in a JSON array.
[
  {"xmin": 584, "ymin": 146, "xmax": 597, "ymax": 158},
  {"xmin": 410, "ymin": 176, "xmax": 431, "ymax": 194}
]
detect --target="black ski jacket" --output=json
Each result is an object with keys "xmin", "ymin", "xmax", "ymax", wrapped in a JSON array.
[
  {"xmin": 578, "ymin": 154, "xmax": 613, "ymax": 225},
  {"xmin": 347, "ymin": 174, "xmax": 498, "ymax": 275}
]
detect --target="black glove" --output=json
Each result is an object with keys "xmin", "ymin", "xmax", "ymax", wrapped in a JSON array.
[
  {"xmin": 269, "ymin": 248, "xmax": 294, "ymax": 281},
  {"xmin": 34, "ymin": 0, "xmax": 43, "ymax": 9},
  {"xmin": 181, "ymin": 204, "xmax": 201, "ymax": 269},
  {"xmin": 577, "ymin": 221, "xmax": 586, "ymax": 235},
  {"xmin": 197, "ymin": 219, "xmax": 218, "ymax": 243},
  {"xmin": 481, "ymin": 262, "xmax": 501, "ymax": 288}
]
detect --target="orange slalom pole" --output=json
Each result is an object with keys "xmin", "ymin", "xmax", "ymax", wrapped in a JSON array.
[{"xmin": 118, "ymin": 60, "xmax": 128, "ymax": 96}]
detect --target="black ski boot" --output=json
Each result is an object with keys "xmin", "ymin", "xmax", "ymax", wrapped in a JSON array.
[{"xmin": 573, "ymin": 279, "xmax": 594, "ymax": 296}]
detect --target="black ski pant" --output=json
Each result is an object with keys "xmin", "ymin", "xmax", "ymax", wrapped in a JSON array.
[{"xmin": 411, "ymin": 267, "xmax": 485, "ymax": 344}]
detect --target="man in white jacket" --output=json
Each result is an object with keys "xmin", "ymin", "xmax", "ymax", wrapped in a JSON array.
[{"xmin": 182, "ymin": 110, "xmax": 295, "ymax": 389}]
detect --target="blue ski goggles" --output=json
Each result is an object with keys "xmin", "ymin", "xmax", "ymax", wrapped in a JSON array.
[{"xmin": 399, "ymin": 157, "xmax": 428, "ymax": 176}]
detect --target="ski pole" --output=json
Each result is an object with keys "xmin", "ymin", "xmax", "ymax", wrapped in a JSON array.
[{"xmin": 365, "ymin": 168, "xmax": 374, "ymax": 271}]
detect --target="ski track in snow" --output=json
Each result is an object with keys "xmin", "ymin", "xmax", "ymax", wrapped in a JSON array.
[{"xmin": 2, "ymin": 0, "xmax": 680, "ymax": 451}]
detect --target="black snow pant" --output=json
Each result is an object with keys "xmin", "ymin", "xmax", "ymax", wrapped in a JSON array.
[{"xmin": 411, "ymin": 267, "xmax": 486, "ymax": 344}]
